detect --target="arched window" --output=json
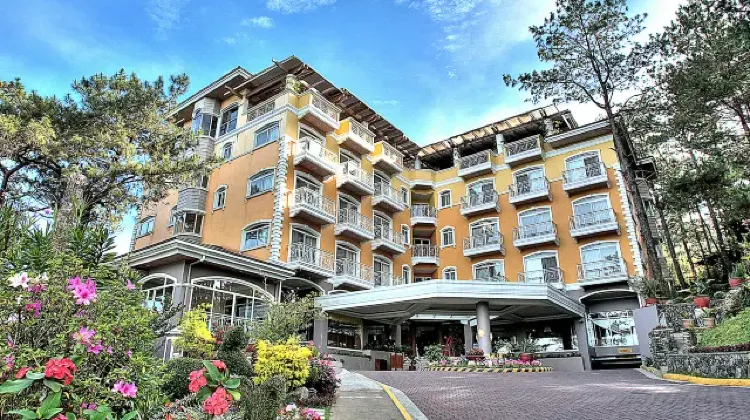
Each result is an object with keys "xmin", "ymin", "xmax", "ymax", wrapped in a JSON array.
[
  {"xmin": 473, "ymin": 260, "xmax": 505, "ymax": 282},
  {"xmin": 402, "ymin": 265, "xmax": 411, "ymax": 284},
  {"xmin": 565, "ymin": 151, "xmax": 603, "ymax": 182},
  {"xmin": 222, "ymin": 142, "xmax": 233, "ymax": 160},
  {"xmin": 572, "ymin": 195, "xmax": 614, "ymax": 228},
  {"xmin": 580, "ymin": 242, "xmax": 623, "ymax": 279},
  {"xmin": 440, "ymin": 226, "xmax": 455, "ymax": 247},
  {"xmin": 401, "ymin": 225, "xmax": 410, "ymax": 245},
  {"xmin": 213, "ymin": 186, "xmax": 227, "ymax": 210},
  {"xmin": 247, "ymin": 169, "xmax": 274, "ymax": 197},
  {"xmin": 443, "ymin": 267, "xmax": 457, "ymax": 280},
  {"xmin": 141, "ymin": 275, "xmax": 175, "ymax": 312},
  {"xmin": 401, "ymin": 187, "xmax": 409, "ymax": 205},
  {"xmin": 513, "ymin": 166, "xmax": 545, "ymax": 194},
  {"xmin": 523, "ymin": 251, "xmax": 560, "ymax": 284},
  {"xmin": 190, "ymin": 277, "xmax": 274, "ymax": 331},
  {"xmin": 242, "ymin": 222, "xmax": 270, "ymax": 250},
  {"xmin": 517, "ymin": 207, "xmax": 553, "ymax": 239},
  {"xmin": 254, "ymin": 122, "xmax": 280, "ymax": 148},
  {"xmin": 219, "ymin": 103, "xmax": 239, "ymax": 136},
  {"xmin": 373, "ymin": 256, "xmax": 393, "ymax": 286},
  {"xmin": 137, "ymin": 216, "xmax": 155, "ymax": 237}
]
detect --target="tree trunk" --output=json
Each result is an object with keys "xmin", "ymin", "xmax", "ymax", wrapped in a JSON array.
[
  {"xmin": 705, "ymin": 198, "xmax": 732, "ymax": 279},
  {"xmin": 655, "ymin": 195, "xmax": 686, "ymax": 289},
  {"xmin": 678, "ymin": 221, "xmax": 698, "ymax": 280},
  {"xmin": 695, "ymin": 204, "xmax": 717, "ymax": 254},
  {"xmin": 690, "ymin": 212, "xmax": 710, "ymax": 265}
]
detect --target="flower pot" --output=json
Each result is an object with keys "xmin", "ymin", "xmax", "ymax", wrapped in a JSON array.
[
  {"xmin": 645, "ymin": 297, "xmax": 659, "ymax": 306},
  {"xmin": 693, "ymin": 296, "xmax": 710, "ymax": 308},
  {"xmin": 729, "ymin": 277, "xmax": 745, "ymax": 288},
  {"xmin": 466, "ymin": 355, "xmax": 485, "ymax": 362},
  {"xmin": 704, "ymin": 317, "xmax": 716, "ymax": 328},
  {"xmin": 682, "ymin": 318, "xmax": 694, "ymax": 329},
  {"xmin": 519, "ymin": 353, "xmax": 534, "ymax": 362}
]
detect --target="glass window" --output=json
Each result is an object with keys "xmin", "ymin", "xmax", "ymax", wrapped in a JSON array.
[
  {"xmin": 247, "ymin": 170, "xmax": 274, "ymax": 196},
  {"xmin": 587, "ymin": 311, "xmax": 638, "ymax": 347},
  {"xmin": 243, "ymin": 224, "xmax": 269, "ymax": 250},
  {"xmin": 573, "ymin": 196, "xmax": 613, "ymax": 228},
  {"xmin": 213, "ymin": 187, "xmax": 227, "ymax": 210},
  {"xmin": 222, "ymin": 142, "xmax": 233, "ymax": 160},
  {"xmin": 196, "ymin": 175, "xmax": 209, "ymax": 189},
  {"xmin": 518, "ymin": 208, "xmax": 554, "ymax": 238},
  {"xmin": 219, "ymin": 104, "xmax": 239, "ymax": 136},
  {"xmin": 514, "ymin": 168, "xmax": 545, "ymax": 194},
  {"xmin": 474, "ymin": 261, "xmax": 505, "ymax": 282},
  {"xmin": 443, "ymin": 268, "xmax": 457, "ymax": 280},
  {"xmin": 192, "ymin": 109, "xmax": 219, "ymax": 137},
  {"xmin": 523, "ymin": 252, "xmax": 560, "ymax": 284},
  {"xmin": 441, "ymin": 227, "xmax": 455, "ymax": 247},
  {"xmin": 138, "ymin": 217, "xmax": 154, "ymax": 237},
  {"xmin": 402, "ymin": 266, "xmax": 411, "ymax": 284},
  {"xmin": 374, "ymin": 257, "xmax": 392, "ymax": 286},
  {"xmin": 401, "ymin": 187, "xmax": 409, "ymax": 204},
  {"xmin": 439, "ymin": 190, "xmax": 452, "ymax": 208},
  {"xmin": 174, "ymin": 212, "xmax": 203, "ymax": 235},
  {"xmin": 168, "ymin": 207, "xmax": 176, "ymax": 227},
  {"xmin": 566, "ymin": 152, "xmax": 602, "ymax": 181},
  {"xmin": 142, "ymin": 277, "xmax": 174, "ymax": 312},
  {"xmin": 255, "ymin": 123, "xmax": 280, "ymax": 148},
  {"xmin": 401, "ymin": 225, "xmax": 410, "ymax": 245}
]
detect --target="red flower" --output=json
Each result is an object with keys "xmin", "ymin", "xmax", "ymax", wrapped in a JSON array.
[
  {"xmin": 44, "ymin": 358, "xmax": 76, "ymax": 386},
  {"xmin": 211, "ymin": 360, "xmax": 227, "ymax": 372},
  {"xmin": 15, "ymin": 367, "xmax": 30, "ymax": 379},
  {"xmin": 53, "ymin": 415, "xmax": 67, "ymax": 420},
  {"xmin": 188, "ymin": 368, "xmax": 207, "ymax": 393},
  {"xmin": 203, "ymin": 387, "xmax": 233, "ymax": 416}
]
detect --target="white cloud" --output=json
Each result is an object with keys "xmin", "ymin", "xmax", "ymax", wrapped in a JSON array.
[
  {"xmin": 372, "ymin": 99, "xmax": 400, "ymax": 106},
  {"xmin": 146, "ymin": 0, "xmax": 189, "ymax": 39},
  {"xmin": 219, "ymin": 36, "xmax": 237, "ymax": 44},
  {"xmin": 266, "ymin": 0, "xmax": 336, "ymax": 14},
  {"xmin": 242, "ymin": 16, "xmax": 275, "ymax": 28}
]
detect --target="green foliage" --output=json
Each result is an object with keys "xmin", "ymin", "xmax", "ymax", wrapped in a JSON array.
[
  {"xmin": 302, "ymin": 358, "xmax": 338, "ymax": 407},
  {"xmin": 698, "ymin": 308, "xmax": 750, "ymax": 347},
  {"xmin": 247, "ymin": 294, "xmax": 322, "ymax": 344},
  {"xmin": 253, "ymin": 339, "xmax": 312, "ymax": 388},
  {"xmin": 240, "ymin": 377, "xmax": 286, "ymax": 420},
  {"xmin": 162, "ymin": 358, "xmax": 204, "ymax": 400},
  {"xmin": 423, "ymin": 345, "xmax": 444, "ymax": 363},
  {"xmin": 629, "ymin": 276, "xmax": 663, "ymax": 297},
  {"xmin": 173, "ymin": 305, "xmax": 216, "ymax": 358},
  {"xmin": 216, "ymin": 328, "xmax": 252, "ymax": 378},
  {"xmin": 731, "ymin": 262, "xmax": 747, "ymax": 278}
]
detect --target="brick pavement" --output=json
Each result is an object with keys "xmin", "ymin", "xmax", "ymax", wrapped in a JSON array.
[{"xmin": 361, "ymin": 369, "xmax": 750, "ymax": 420}]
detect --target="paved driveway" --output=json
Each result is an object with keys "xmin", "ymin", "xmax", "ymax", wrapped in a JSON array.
[{"xmin": 360, "ymin": 369, "xmax": 750, "ymax": 420}]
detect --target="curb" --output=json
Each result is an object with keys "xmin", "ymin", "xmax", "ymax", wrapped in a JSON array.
[
  {"xmin": 352, "ymin": 372, "xmax": 428, "ymax": 420},
  {"xmin": 382, "ymin": 384, "xmax": 413, "ymax": 420},
  {"xmin": 637, "ymin": 367, "xmax": 750, "ymax": 387},
  {"xmin": 426, "ymin": 366, "xmax": 552, "ymax": 373}
]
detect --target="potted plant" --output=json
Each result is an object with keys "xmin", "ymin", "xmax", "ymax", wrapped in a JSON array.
[
  {"xmin": 466, "ymin": 347, "xmax": 485, "ymax": 361},
  {"xmin": 730, "ymin": 263, "xmax": 746, "ymax": 288},
  {"xmin": 691, "ymin": 278, "xmax": 712, "ymax": 308},
  {"xmin": 681, "ymin": 311, "xmax": 694, "ymax": 329},
  {"xmin": 629, "ymin": 276, "xmax": 661, "ymax": 306},
  {"xmin": 518, "ymin": 338, "xmax": 539, "ymax": 362},
  {"xmin": 700, "ymin": 307, "xmax": 717, "ymax": 328}
]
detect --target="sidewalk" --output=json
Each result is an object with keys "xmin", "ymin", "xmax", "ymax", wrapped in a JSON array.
[{"xmin": 331, "ymin": 370, "xmax": 427, "ymax": 420}]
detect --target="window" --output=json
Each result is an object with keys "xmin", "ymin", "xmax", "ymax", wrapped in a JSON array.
[
  {"xmin": 247, "ymin": 170, "xmax": 274, "ymax": 197},
  {"xmin": 523, "ymin": 252, "xmax": 560, "ymax": 284},
  {"xmin": 242, "ymin": 224, "xmax": 270, "ymax": 250},
  {"xmin": 196, "ymin": 175, "xmax": 209, "ymax": 189},
  {"xmin": 572, "ymin": 195, "xmax": 613, "ymax": 228},
  {"xmin": 401, "ymin": 187, "xmax": 409, "ymax": 205},
  {"xmin": 374, "ymin": 257, "xmax": 392, "ymax": 286},
  {"xmin": 168, "ymin": 207, "xmax": 176, "ymax": 227},
  {"xmin": 565, "ymin": 152, "xmax": 602, "ymax": 181},
  {"xmin": 222, "ymin": 142, "xmax": 233, "ymax": 160},
  {"xmin": 514, "ymin": 167, "xmax": 545, "ymax": 194},
  {"xmin": 401, "ymin": 225, "xmax": 410, "ymax": 245},
  {"xmin": 474, "ymin": 261, "xmax": 505, "ymax": 282},
  {"xmin": 468, "ymin": 219, "xmax": 500, "ymax": 248},
  {"xmin": 254, "ymin": 123, "xmax": 280, "ymax": 148},
  {"xmin": 518, "ymin": 208, "xmax": 554, "ymax": 239},
  {"xmin": 402, "ymin": 266, "xmax": 411, "ymax": 284},
  {"xmin": 580, "ymin": 242, "xmax": 623, "ymax": 279},
  {"xmin": 335, "ymin": 243, "xmax": 360, "ymax": 277},
  {"xmin": 191, "ymin": 108, "xmax": 219, "ymax": 137},
  {"xmin": 443, "ymin": 267, "xmax": 457, "ymax": 280},
  {"xmin": 219, "ymin": 104, "xmax": 239, "ymax": 136},
  {"xmin": 441, "ymin": 227, "xmax": 455, "ymax": 247},
  {"xmin": 137, "ymin": 217, "xmax": 155, "ymax": 237},
  {"xmin": 213, "ymin": 186, "xmax": 227, "ymax": 210},
  {"xmin": 466, "ymin": 180, "xmax": 495, "ymax": 206},
  {"xmin": 587, "ymin": 311, "xmax": 638, "ymax": 347},
  {"xmin": 173, "ymin": 212, "xmax": 203, "ymax": 235},
  {"xmin": 374, "ymin": 214, "xmax": 392, "ymax": 240},
  {"xmin": 439, "ymin": 190, "xmax": 452, "ymax": 208},
  {"xmin": 142, "ymin": 276, "xmax": 174, "ymax": 312},
  {"xmin": 290, "ymin": 227, "xmax": 319, "ymax": 265}
]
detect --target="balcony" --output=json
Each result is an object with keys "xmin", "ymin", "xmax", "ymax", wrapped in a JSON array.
[
  {"xmin": 513, "ymin": 222, "xmax": 559, "ymax": 249},
  {"xmin": 518, "ymin": 268, "xmax": 563, "ymax": 285},
  {"xmin": 577, "ymin": 259, "xmax": 628, "ymax": 285},
  {"xmin": 335, "ymin": 117, "xmax": 375, "ymax": 155},
  {"xmin": 412, "ymin": 245, "xmax": 439, "ymax": 268},
  {"xmin": 246, "ymin": 99, "xmax": 276, "ymax": 124},
  {"xmin": 372, "ymin": 225, "xmax": 407, "ymax": 255},
  {"xmin": 463, "ymin": 233, "xmax": 506, "ymax": 257},
  {"xmin": 206, "ymin": 313, "xmax": 255, "ymax": 333},
  {"xmin": 509, "ymin": 178, "xmax": 551, "ymax": 206},
  {"xmin": 334, "ymin": 209, "xmax": 375, "ymax": 242},
  {"xmin": 460, "ymin": 190, "xmax": 500, "ymax": 216},
  {"xmin": 293, "ymin": 137, "xmax": 338, "ymax": 178},
  {"xmin": 331, "ymin": 260, "xmax": 374, "ymax": 289},
  {"xmin": 287, "ymin": 243, "xmax": 336, "ymax": 279},
  {"xmin": 562, "ymin": 162, "xmax": 609, "ymax": 194},
  {"xmin": 373, "ymin": 183, "xmax": 407, "ymax": 213},
  {"xmin": 176, "ymin": 187, "xmax": 207, "ymax": 212},
  {"xmin": 410, "ymin": 170, "xmax": 435, "ymax": 190},
  {"xmin": 504, "ymin": 135, "xmax": 544, "ymax": 166},
  {"xmin": 545, "ymin": 120, "xmax": 610, "ymax": 148},
  {"xmin": 458, "ymin": 150, "xmax": 493, "ymax": 178},
  {"xmin": 374, "ymin": 272, "xmax": 406, "ymax": 287},
  {"xmin": 172, "ymin": 212, "xmax": 204, "ymax": 238},
  {"xmin": 194, "ymin": 135, "xmax": 215, "ymax": 162},
  {"xmin": 289, "ymin": 188, "xmax": 336, "ymax": 225},
  {"xmin": 337, "ymin": 162, "xmax": 374, "ymax": 196},
  {"xmin": 371, "ymin": 141, "xmax": 404, "ymax": 174},
  {"xmin": 570, "ymin": 208, "xmax": 620, "ymax": 239},
  {"xmin": 298, "ymin": 90, "xmax": 341, "ymax": 132},
  {"xmin": 410, "ymin": 204, "xmax": 437, "ymax": 226}
]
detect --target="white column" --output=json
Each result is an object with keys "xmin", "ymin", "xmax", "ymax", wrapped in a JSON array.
[
  {"xmin": 463, "ymin": 321, "xmax": 473, "ymax": 352},
  {"xmin": 395, "ymin": 324, "xmax": 402, "ymax": 348},
  {"xmin": 476, "ymin": 302, "xmax": 492, "ymax": 355}
]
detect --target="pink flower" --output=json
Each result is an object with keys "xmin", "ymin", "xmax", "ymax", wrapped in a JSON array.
[
  {"xmin": 203, "ymin": 387, "xmax": 232, "ymax": 416},
  {"xmin": 126, "ymin": 350, "xmax": 132, "ymax": 358},
  {"xmin": 112, "ymin": 380, "xmax": 137, "ymax": 398},
  {"xmin": 211, "ymin": 360, "xmax": 227, "ymax": 371},
  {"xmin": 15, "ymin": 367, "xmax": 30, "ymax": 379},
  {"xmin": 70, "ymin": 278, "xmax": 97, "ymax": 305},
  {"xmin": 87, "ymin": 340, "xmax": 104, "ymax": 355},
  {"xmin": 126, "ymin": 280, "xmax": 135, "ymax": 291},
  {"xmin": 25, "ymin": 300, "xmax": 42, "ymax": 318},
  {"xmin": 52, "ymin": 415, "xmax": 67, "ymax": 420},
  {"xmin": 9, "ymin": 272, "xmax": 29, "ymax": 288},
  {"xmin": 67, "ymin": 276, "xmax": 82, "ymax": 290},
  {"xmin": 72, "ymin": 327, "xmax": 96, "ymax": 346},
  {"xmin": 188, "ymin": 369, "xmax": 207, "ymax": 393},
  {"xmin": 107, "ymin": 346, "xmax": 113, "ymax": 355}
]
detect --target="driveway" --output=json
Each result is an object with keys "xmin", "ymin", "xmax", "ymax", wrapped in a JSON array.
[{"xmin": 360, "ymin": 369, "xmax": 750, "ymax": 420}]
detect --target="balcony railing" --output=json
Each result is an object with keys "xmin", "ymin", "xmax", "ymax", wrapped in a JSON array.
[
  {"xmin": 459, "ymin": 150, "xmax": 492, "ymax": 170},
  {"xmin": 377, "ymin": 141, "xmax": 404, "ymax": 167},
  {"xmin": 310, "ymin": 91, "xmax": 340, "ymax": 122},
  {"xmin": 289, "ymin": 243, "xmax": 336, "ymax": 273},
  {"xmin": 337, "ymin": 208, "xmax": 374, "ymax": 233},
  {"xmin": 374, "ymin": 271, "xmax": 405, "ymax": 287},
  {"xmin": 413, "ymin": 244, "xmax": 439, "ymax": 259},
  {"xmin": 374, "ymin": 224, "xmax": 405, "ymax": 245},
  {"xmin": 348, "ymin": 118, "xmax": 375, "ymax": 147},
  {"xmin": 463, "ymin": 232, "xmax": 504, "ymax": 251},
  {"xmin": 206, "ymin": 313, "xmax": 255, "ymax": 332},
  {"xmin": 504, "ymin": 134, "xmax": 542, "ymax": 157},
  {"xmin": 518, "ymin": 268, "xmax": 563, "ymax": 284},
  {"xmin": 562, "ymin": 162, "xmax": 606, "ymax": 184},
  {"xmin": 475, "ymin": 275, "xmax": 508, "ymax": 283},
  {"xmin": 570, "ymin": 208, "xmax": 617, "ymax": 230},
  {"xmin": 292, "ymin": 188, "xmax": 336, "ymax": 218},
  {"xmin": 335, "ymin": 259, "xmax": 374, "ymax": 285},
  {"xmin": 513, "ymin": 221, "xmax": 557, "ymax": 240},
  {"xmin": 510, "ymin": 177, "xmax": 549, "ymax": 197},
  {"xmin": 374, "ymin": 182, "xmax": 405, "ymax": 204},
  {"xmin": 246, "ymin": 99, "xmax": 275, "ymax": 123},
  {"xmin": 578, "ymin": 259, "xmax": 626, "ymax": 282},
  {"xmin": 339, "ymin": 162, "xmax": 374, "ymax": 188},
  {"xmin": 461, "ymin": 190, "xmax": 499, "ymax": 210},
  {"xmin": 295, "ymin": 136, "xmax": 338, "ymax": 164},
  {"xmin": 411, "ymin": 204, "xmax": 436, "ymax": 218}
]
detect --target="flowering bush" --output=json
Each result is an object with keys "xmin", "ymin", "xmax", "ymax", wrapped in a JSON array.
[
  {"xmin": 301, "ymin": 357, "xmax": 339, "ymax": 407},
  {"xmin": 174, "ymin": 305, "xmax": 216, "ymax": 358},
  {"xmin": 253, "ymin": 339, "xmax": 312, "ymax": 388},
  {"xmin": 277, "ymin": 403, "xmax": 321, "ymax": 420},
  {"xmin": 186, "ymin": 360, "xmax": 241, "ymax": 417}
]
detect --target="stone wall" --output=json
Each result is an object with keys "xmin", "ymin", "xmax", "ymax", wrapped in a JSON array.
[{"xmin": 667, "ymin": 352, "xmax": 750, "ymax": 379}]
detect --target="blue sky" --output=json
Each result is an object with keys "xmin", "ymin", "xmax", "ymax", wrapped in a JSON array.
[{"xmin": 0, "ymin": 0, "xmax": 683, "ymax": 252}]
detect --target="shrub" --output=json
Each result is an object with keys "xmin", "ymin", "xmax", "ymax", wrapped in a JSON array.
[
  {"xmin": 240, "ymin": 376, "xmax": 287, "ymax": 420},
  {"xmin": 302, "ymin": 358, "xmax": 338, "ymax": 407},
  {"xmin": 216, "ymin": 327, "xmax": 253, "ymax": 378},
  {"xmin": 247, "ymin": 294, "xmax": 322, "ymax": 344},
  {"xmin": 691, "ymin": 343, "xmax": 750, "ymax": 353},
  {"xmin": 254, "ymin": 338, "xmax": 312, "ymax": 388},
  {"xmin": 423, "ymin": 345, "xmax": 444, "ymax": 362},
  {"xmin": 174, "ymin": 305, "xmax": 216, "ymax": 358},
  {"xmin": 162, "ymin": 357, "xmax": 205, "ymax": 400},
  {"xmin": 698, "ymin": 308, "xmax": 750, "ymax": 347}
]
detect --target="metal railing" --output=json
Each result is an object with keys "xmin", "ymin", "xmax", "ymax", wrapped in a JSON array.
[
  {"xmin": 412, "ymin": 244, "xmax": 439, "ymax": 258},
  {"xmin": 510, "ymin": 177, "xmax": 549, "ymax": 197},
  {"xmin": 335, "ymin": 259, "xmax": 374, "ymax": 285},
  {"xmin": 411, "ymin": 204, "xmax": 436, "ymax": 218},
  {"xmin": 374, "ymin": 224, "xmax": 405, "ymax": 245},
  {"xmin": 289, "ymin": 243, "xmax": 336, "ymax": 272},
  {"xmin": 570, "ymin": 208, "xmax": 617, "ymax": 230},
  {"xmin": 459, "ymin": 150, "xmax": 491, "ymax": 170},
  {"xmin": 246, "ymin": 99, "xmax": 275, "ymax": 122},
  {"xmin": 310, "ymin": 91, "xmax": 340, "ymax": 122},
  {"xmin": 461, "ymin": 190, "xmax": 499, "ymax": 210},
  {"xmin": 513, "ymin": 221, "xmax": 557, "ymax": 240},
  {"xmin": 374, "ymin": 182, "xmax": 405, "ymax": 204},
  {"xmin": 562, "ymin": 162, "xmax": 606, "ymax": 184},
  {"xmin": 578, "ymin": 259, "xmax": 626, "ymax": 281},
  {"xmin": 374, "ymin": 271, "xmax": 405, "ymax": 287},
  {"xmin": 463, "ymin": 232, "xmax": 505, "ymax": 251},
  {"xmin": 347, "ymin": 118, "xmax": 375, "ymax": 146},
  {"xmin": 206, "ymin": 313, "xmax": 255, "ymax": 332},
  {"xmin": 518, "ymin": 268, "xmax": 563, "ymax": 284},
  {"xmin": 337, "ymin": 208, "xmax": 374, "ymax": 234},
  {"xmin": 295, "ymin": 136, "xmax": 338, "ymax": 164},
  {"xmin": 504, "ymin": 134, "xmax": 541, "ymax": 157},
  {"xmin": 376, "ymin": 141, "xmax": 404, "ymax": 167},
  {"xmin": 339, "ymin": 162, "xmax": 374, "ymax": 189},
  {"xmin": 292, "ymin": 188, "xmax": 336, "ymax": 218},
  {"xmin": 475, "ymin": 274, "xmax": 508, "ymax": 283}
]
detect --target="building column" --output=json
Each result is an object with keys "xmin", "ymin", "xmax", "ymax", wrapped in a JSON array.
[
  {"xmin": 476, "ymin": 302, "xmax": 492, "ymax": 355},
  {"xmin": 495, "ymin": 133, "xmax": 505, "ymax": 155},
  {"xmin": 313, "ymin": 317, "xmax": 329, "ymax": 354},
  {"xmin": 463, "ymin": 321, "xmax": 473, "ymax": 353},
  {"xmin": 574, "ymin": 317, "xmax": 593, "ymax": 370},
  {"xmin": 395, "ymin": 324, "xmax": 402, "ymax": 348}
]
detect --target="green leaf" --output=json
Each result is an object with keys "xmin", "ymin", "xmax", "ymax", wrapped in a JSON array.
[
  {"xmin": 8, "ymin": 409, "xmax": 36, "ymax": 419},
  {"xmin": 41, "ymin": 408, "xmax": 62, "ymax": 420},
  {"xmin": 202, "ymin": 360, "xmax": 221, "ymax": 381},
  {"xmin": 121, "ymin": 412, "xmax": 139, "ymax": 420},
  {"xmin": 66, "ymin": 414, "xmax": 77, "ymax": 420},
  {"xmin": 37, "ymin": 392, "xmax": 61, "ymax": 418},
  {"xmin": 228, "ymin": 389, "xmax": 241, "ymax": 401},
  {"xmin": 195, "ymin": 386, "xmax": 212, "ymax": 402},
  {"xmin": 25, "ymin": 372, "xmax": 45, "ymax": 380},
  {"xmin": 42, "ymin": 380, "xmax": 62, "ymax": 393},
  {"xmin": 223, "ymin": 378, "xmax": 240, "ymax": 389},
  {"xmin": 0, "ymin": 378, "xmax": 35, "ymax": 394}
]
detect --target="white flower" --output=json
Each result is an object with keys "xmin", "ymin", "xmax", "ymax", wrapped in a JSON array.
[
  {"xmin": 40, "ymin": 273, "xmax": 49, "ymax": 282},
  {"xmin": 8, "ymin": 272, "xmax": 29, "ymax": 288}
]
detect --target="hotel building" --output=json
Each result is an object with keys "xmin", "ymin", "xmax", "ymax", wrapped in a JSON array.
[{"xmin": 128, "ymin": 57, "xmax": 662, "ymax": 370}]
